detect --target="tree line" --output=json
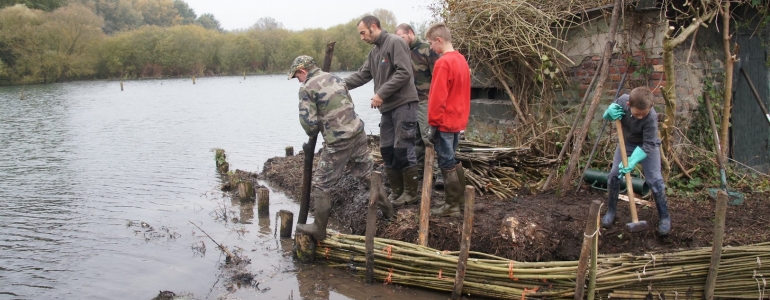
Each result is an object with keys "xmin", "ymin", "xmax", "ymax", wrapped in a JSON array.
[{"xmin": 0, "ymin": 0, "xmax": 398, "ymax": 85}]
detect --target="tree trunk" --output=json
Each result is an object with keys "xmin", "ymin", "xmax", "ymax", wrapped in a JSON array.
[
  {"xmin": 661, "ymin": 29, "xmax": 676, "ymax": 181},
  {"xmin": 719, "ymin": 2, "xmax": 734, "ymax": 160},
  {"xmin": 660, "ymin": 9, "xmax": 717, "ymax": 180},
  {"xmin": 559, "ymin": 0, "xmax": 622, "ymax": 194}
]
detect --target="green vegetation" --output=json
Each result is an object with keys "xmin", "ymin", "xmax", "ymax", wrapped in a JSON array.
[{"xmin": 0, "ymin": 1, "xmax": 398, "ymax": 85}]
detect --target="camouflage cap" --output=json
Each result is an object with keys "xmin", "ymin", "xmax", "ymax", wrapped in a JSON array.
[{"xmin": 288, "ymin": 55, "xmax": 317, "ymax": 79}]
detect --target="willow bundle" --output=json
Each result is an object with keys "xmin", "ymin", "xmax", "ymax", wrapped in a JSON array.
[
  {"xmin": 318, "ymin": 233, "xmax": 770, "ymax": 299},
  {"xmin": 455, "ymin": 141, "xmax": 557, "ymax": 199}
]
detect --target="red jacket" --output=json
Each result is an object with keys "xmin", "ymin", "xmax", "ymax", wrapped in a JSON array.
[{"xmin": 428, "ymin": 51, "xmax": 471, "ymax": 132}]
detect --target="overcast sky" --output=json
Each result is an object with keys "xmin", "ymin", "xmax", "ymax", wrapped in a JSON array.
[{"xmin": 182, "ymin": 0, "xmax": 435, "ymax": 31}]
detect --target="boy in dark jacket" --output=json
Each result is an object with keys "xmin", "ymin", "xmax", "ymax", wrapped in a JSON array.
[
  {"xmin": 601, "ymin": 87, "xmax": 671, "ymax": 235},
  {"xmin": 424, "ymin": 23, "xmax": 471, "ymax": 217}
]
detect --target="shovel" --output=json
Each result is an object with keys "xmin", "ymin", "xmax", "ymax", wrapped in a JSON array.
[
  {"xmin": 703, "ymin": 92, "xmax": 745, "ymax": 205},
  {"xmin": 615, "ymin": 120, "xmax": 648, "ymax": 233}
]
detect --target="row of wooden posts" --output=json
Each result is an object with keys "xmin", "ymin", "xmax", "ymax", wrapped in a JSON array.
[
  {"xmin": 283, "ymin": 143, "xmax": 732, "ymax": 299},
  {"xmin": 216, "ymin": 148, "xmax": 294, "ymax": 238}
]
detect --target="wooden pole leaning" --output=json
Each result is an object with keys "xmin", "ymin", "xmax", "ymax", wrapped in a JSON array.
[
  {"xmin": 574, "ymin": 200, "xmax": 602, "ymax": 299},
  {"xmin": 365, "ymin": 171, "xmax": 383, "ymax": 283},
  {"xmin": 705, "ymin": 190, "xmax": 729, "ymax": 299},
  {"xmin": 451, "ymin": 185, "xmax": 476, "ymax": 300},
  {"xmin": 418, "ymin": 146, "xmax": 435, "ymax": 246}
]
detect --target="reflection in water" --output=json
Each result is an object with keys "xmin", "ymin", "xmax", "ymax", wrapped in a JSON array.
[{"xmin": 0, "ymin": 77, "xmax": 450, "ymax": 300}]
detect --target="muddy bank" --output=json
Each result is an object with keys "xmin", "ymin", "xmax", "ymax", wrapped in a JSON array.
[{"xmin": 262, "ymin": 137, "xmax": 770, "ymax": 262}]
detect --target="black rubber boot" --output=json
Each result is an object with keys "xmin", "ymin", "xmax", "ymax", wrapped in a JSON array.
[
  {"xmin": 384, "ymin": 167, "xmax": 403, "ymax": 202},
  {"xmin": 431, "ymin": 167, "xmax": 462, "ymax": 217},
  {"xmin": 392, "ymin": 166, "xmax": 419, "ymax": 206},
  {"xmin": 654, "ymin": 190, "xmax": 671, "ymax": 236},
  {"xmin": 296, "ymin": 189, "xmax": 331, "ymax": 241},
  {"xmin": 455, "ymin": 162, "xmax": 466, "ymax": 206},
  {"xmin": 601, "ymin": 176, "xmax": 620, "ymax": 228},
  {"xmin": 434, "ymin": 172, "xmax": 445, "ymax": 190}
]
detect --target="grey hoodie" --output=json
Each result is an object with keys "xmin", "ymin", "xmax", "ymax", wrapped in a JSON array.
[{"xmin": 344, "ymin": 30, "xmax": 419, "ymax": 113}]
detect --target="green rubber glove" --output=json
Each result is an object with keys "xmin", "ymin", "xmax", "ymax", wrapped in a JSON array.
[
  {"xmin": 602, "ymin": 103, "xmax": 625, "ymax": 121},
  {"xmin": 618, "ymin": 147, "xmax": 647, "ymax": 176}
]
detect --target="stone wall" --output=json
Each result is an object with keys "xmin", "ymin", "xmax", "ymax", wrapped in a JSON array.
[{"xmin": 464, "ymin": 9, "xmax": 706, "ymax": 145}]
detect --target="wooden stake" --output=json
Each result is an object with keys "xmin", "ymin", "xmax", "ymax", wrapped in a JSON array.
[
  {"xmin": 257, "ymin": 188, "xmax": 269, "ymax": 217},
  {"xmin": 418, "ymin": 146, "xmax": 435, "ymax": 246},
  {"xmin": 574, "ymin": 200, "xmax": 602, "ymax": 299},
  {"xmin": 279, "ymin": 209, "xmax": 294, "ymax": 238},
  {"xmin": 705, "ymin": 190, "xmax": 728, "ymax": 299},
  {"xmin": 120, "ymin": 81, "xmax": 123, "ymax": 91},
  {"xmin": 365, "ymin": 171, "xmax": 382, "ymax": 283},
  {"xmin": 451, "ymin": 185, "xmax": 475, "ymax": 299},
  {"xmin": 587, "ymin": 209, "xmax": 599, "ymax": 300},
  {"xmin": 192, "ymin": 76, "xmax": 196, "ymax": 84},
  {"xmin": 237, "ymin": 181, "xmax": 255, "ymax": 199},
  {"xmin": 285, "ymin": 146, "xmax": 294, "ymax": 156},
  {"xmin": 293, "ymin": 232, "xmax": 316, "ymax": 263}
]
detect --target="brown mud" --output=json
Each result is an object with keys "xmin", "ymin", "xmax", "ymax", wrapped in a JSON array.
[{"xmin": 262, "ymin": 137, "xmax": 770, "ymax": 262}]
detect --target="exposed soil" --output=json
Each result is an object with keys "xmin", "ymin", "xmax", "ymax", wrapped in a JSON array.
[{"xmin": 261, "ymin": 136, "xmax": 770, "ymax": 262}]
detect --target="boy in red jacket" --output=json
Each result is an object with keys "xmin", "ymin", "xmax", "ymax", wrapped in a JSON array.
[{"xmin": 425, "ymin": 23, "xmax": 471, "ymax": 217}]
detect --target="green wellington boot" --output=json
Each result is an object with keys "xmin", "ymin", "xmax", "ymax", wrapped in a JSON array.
[
  {"xmin": 431, "ymin": 167, "xmax": 462, "ymax": 217},
  {"xmin": 296, "ymin": 190, "xmax": 331, "ymax": 240},
  {"xmin": 384, "ymin": 167, "xmax": 403, "ymax": 202},
  {"xmin": 392, "ymin": 166, "xmax": 419, "ymax": 206}
]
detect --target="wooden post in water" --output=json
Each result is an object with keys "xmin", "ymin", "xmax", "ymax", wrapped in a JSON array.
[
  {"xmin": 705, "ymin": 190, "xmax": 729, "ymax": 299},
  {"xmin": 451, "ymin": 185, "xmax": 475, "ymax": 300},
  {"xmin": 192, "ymin": 76, "xmax": 196, "ymax": 84},
  {"xmin": 365, "ymin": 171, "xmax": 382, "ymax": 284},
  {"xmin": 285, "ymin": 146, "xmax": 294, "ymax": 156},
  {"xmin": 293, "ymin": 232, "xmax": 316, "ymax": 263},
  {"xmin": 418, "ymin": 146, "xmax": 435, "ymax": 246},
  {"xmin": 120, "ymin": 81, "xmax": 123, "ymax": 91},
  {"xmin": 574, "ymin": 200, "xmax": 602, "ymax": 300},
  {"xmin": 237, "ymin": 181, "xmax": 255, "ymax": 199},
  {"xmin": 20, "ymin": 86, "xmax": 25, "ymax": 100},
  {"xmin": 257, "ymin": 188, "xmax": 270, "ymax": 217},
  {"xmin": 278, "ymin": 210, "xmax": 294, "ymax": 238}
]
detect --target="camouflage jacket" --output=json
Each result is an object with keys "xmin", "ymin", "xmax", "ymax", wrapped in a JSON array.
[
  {"xmin": 298, "ymin": 67, "xmax": 365, "ymax": 146},
  {"xmin": 409, "ymin": 39, "xmax": 439, "ymax": 102}
]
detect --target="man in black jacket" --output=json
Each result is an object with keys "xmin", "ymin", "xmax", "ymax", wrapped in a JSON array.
[{"xmin": 345, "ymin": 16, "xmax": 421, "ymax": 206}]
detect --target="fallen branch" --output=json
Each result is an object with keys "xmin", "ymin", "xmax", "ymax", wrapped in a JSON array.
[{"xmin": 189, "ymin": 221, "xmax": 239, "ymax": 263}]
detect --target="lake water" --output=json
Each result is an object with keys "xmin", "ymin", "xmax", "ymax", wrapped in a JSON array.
[{"xmin": 0, "ymin": 75, "xmax": 446, "ymax": 300}]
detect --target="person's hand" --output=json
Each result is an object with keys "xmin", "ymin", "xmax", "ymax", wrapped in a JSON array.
[
  {"xmin": 602, "ymin": 103, "xmax": 625, "ymax": 121},
  {"xmin": 618, "ymin": 162, "xmax": 634, "ymax": 177},
  {"xmin": 427, "ymin": 126, "xmax": 438, "ymax": 145},
  {"xmin": 371, "ymin": 94, "xmax": 383, "ymax": 109},
  {"xmin": 618, "ymin": 147, "xmax": 647, "ymax": 177}
]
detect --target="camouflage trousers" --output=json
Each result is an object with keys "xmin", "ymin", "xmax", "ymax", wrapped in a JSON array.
[{"xmin": 312, "ymin": 132, "xmax": 373, "ymax": 191}]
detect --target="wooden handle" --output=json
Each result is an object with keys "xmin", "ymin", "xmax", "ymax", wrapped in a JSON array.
[
  {"xmin": 418, "ymin": 146, "xmax": 434, "ymax": 246},
  {"xmin": 615, "ymin": 120, "xmax": 639, "ymax": 223}
]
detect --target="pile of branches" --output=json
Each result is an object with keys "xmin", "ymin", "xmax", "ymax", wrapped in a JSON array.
[
  {"xmin": 456, "ymin": 141, "xmax": 557, "ymax": 199},
  {"xmin": 318, "ymin": 233, "xmax": 770, "ymax": 299},
  {"xmin": 438, "ymin": 0, "xmax": 612, "ymax": 147}
]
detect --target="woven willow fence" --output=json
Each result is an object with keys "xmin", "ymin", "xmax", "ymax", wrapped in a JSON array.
[{"xmin": 317, "ymin": 234, "xmax": 770, "ymax": 299}]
